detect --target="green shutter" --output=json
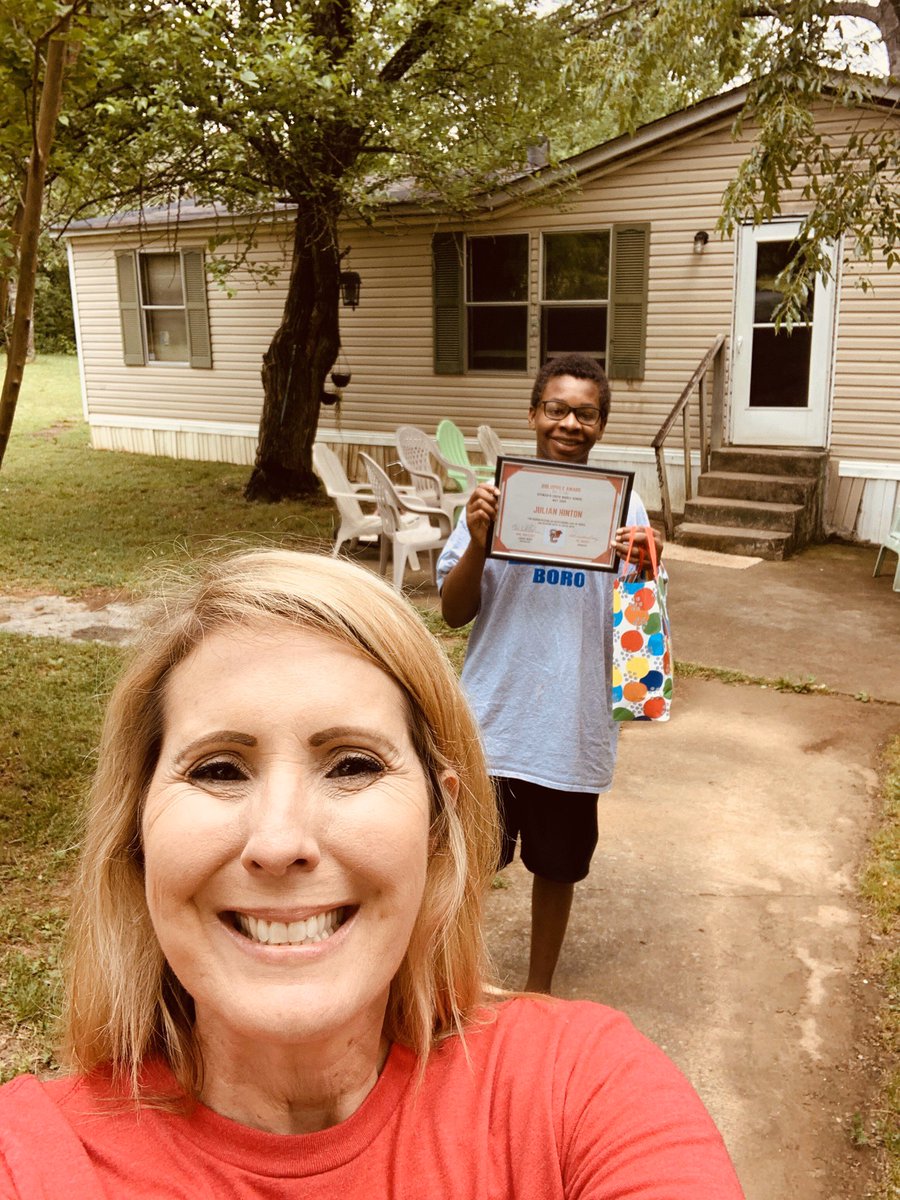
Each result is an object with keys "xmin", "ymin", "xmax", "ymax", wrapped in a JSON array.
[
  {"xmin": 115, "ymin": 251, "xmax": 145, "ymax": 365},
  {"xmin": 432, "ymin": 232, "xmax": 464, "ymax": 375},
  {"xmin": 182, "ymin": 249, "xmax": 212, "ymax": 369},
  {"xmin": 608, "ymin": 223, "xmax": 649, "ymax": 380}
]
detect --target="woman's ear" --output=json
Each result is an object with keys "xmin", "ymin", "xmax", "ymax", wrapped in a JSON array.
[{"xmin": 439, "ymin": 770, "xmax": 460, "ymax": 810}]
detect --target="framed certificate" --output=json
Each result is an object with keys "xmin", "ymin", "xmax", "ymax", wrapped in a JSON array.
[{"xmin": 488, "ymin": 456, "xmax": 634, "ymax": 572}]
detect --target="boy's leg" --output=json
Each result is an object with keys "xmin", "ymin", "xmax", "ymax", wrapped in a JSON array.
[
  {"xmin": 503, "ymin": 778, "xmax": 599, "ymax": 995},
  {"xmin": 525, "ymin": 875, "xmax": 574, "ymax": 994}
]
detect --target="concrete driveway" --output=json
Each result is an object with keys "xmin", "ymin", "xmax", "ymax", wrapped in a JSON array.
[{"xmin": 482, "ymin": 541, "xmax": 899, "ymax": 1199}]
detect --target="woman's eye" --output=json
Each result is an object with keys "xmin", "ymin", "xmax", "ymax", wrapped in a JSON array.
[
  {"xmin": 187, "ymin": 758, "xmax": 248, "ymax": 784},
  {"xmin": 327, "ymin": 753, "xmax": 384, "ymax": 781}
]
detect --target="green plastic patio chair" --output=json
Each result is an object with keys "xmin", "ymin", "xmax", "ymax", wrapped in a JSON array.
[{"xmin": 436, "ymin": 419, "xmax": 495, "ymax": 491}]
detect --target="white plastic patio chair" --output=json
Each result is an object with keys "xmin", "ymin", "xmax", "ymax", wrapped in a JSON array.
[
  {"xmin": 361, "ymin": 453, "xmax": 452, "ymax": 591},
  {"xmin": 873, "ymin": 499, "xmax": 900, "ymax": 592},
  {"xmin": 313, "ymin": 442, "xmax": 382, "ymax": 557},
  {"xmin": 476, "ymin": 424, "xmax": 506, "ymax": 469},
  {"xmin": 313, "ymin": 442, "xmax": 377, "ymax": 497},
  {"xmin": 395, "ymin": 425, "xmax": 475, "ymax": 520}
]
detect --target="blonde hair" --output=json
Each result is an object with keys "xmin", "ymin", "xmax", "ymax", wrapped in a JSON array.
[{"xmin": 62, "ymin": 549, "xmax": 499, "ymax": 1099}]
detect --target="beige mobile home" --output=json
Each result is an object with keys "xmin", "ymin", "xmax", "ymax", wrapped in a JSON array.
[{"xmin": 65, "ymin": 84, "xmax": 900, "ymax": 551}]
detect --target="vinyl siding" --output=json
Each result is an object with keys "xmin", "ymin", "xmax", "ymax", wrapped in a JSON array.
[
  {"xmin": 70, "ymin": 232, "xmax": 287, "ymax": 424},
  {"xmin": 69, "ymin": 100, "xmax": 900, "ymax": 485}
]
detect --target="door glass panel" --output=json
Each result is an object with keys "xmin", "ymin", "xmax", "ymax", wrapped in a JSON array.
[
  {"xmin": 748, "ymin": 326, "xmax": 812, "ymax": 408},
  {"xmin": 749, "ymin": 239, "xmax": 814, "ymax": 409},
  {"xmin": 754, "ymin": 240, "xmax": 814, "ymax": 324}
]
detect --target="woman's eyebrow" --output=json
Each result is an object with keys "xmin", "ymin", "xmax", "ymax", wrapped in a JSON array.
[
  {"xmin": 307, "ymin": 726, "xmax": 396, "ymax": 750},
  {"xmin": 173, "ymin": 731, "xmax": 258, "ymax": 760}
]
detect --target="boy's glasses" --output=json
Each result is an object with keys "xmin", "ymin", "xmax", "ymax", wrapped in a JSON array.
[{"xmin": 538, "ymin": 400, "xmax": 602, "ymax": 426}]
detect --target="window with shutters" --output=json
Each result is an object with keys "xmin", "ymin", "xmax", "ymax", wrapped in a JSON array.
[
  {"xmin": 139, "ymin": 253, "xmax": 189, "ymax": 362},
  {"xmin": 431, "ymin": 223, "xmax": 647, "ymax": 379},
  {"xmin": 465, "ymin": 235, "xmax": 528, "ymax": 372},
  {"xmin": 115, "ymin": 248, "xmax": 212, "ymax": 368},
  {"xmin": 540, "ymin": 231, "xmax": 610, "ymax": 367}
]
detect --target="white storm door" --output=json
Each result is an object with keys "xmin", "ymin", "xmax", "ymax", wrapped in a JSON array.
[{"xmin": 731, "ymin": 221, "xmax": 837, "ymax": 447}]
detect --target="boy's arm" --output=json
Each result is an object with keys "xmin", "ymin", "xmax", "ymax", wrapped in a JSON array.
[{"xmin": 439, "ymin": 485, "xmax": 499, "ymax": 628}]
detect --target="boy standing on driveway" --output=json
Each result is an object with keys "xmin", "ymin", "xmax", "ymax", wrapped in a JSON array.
[{"xmin": 437, "ymin": 353, "xmax": 661, "ymax": 994}]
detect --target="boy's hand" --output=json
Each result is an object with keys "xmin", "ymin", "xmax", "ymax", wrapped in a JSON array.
[
  {"xmin": 613, "ymin": 525, "xmax": 664, "ymax": 564},
  {"xmin": 466, "ymin": 484, "xmax": 500, "ymax": 551}
]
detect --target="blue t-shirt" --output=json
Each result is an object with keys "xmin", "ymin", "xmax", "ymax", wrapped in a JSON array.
[{"xmin": 436, "ymin": 492, "xmax": 650, "ymax": 793}]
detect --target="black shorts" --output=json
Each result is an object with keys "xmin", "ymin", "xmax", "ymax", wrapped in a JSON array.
[{"xmin": 493, "ymin": 776, "xmax": 599, "ymax": 884}]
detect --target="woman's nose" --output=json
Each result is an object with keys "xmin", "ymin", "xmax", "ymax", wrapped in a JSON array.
[{"xmin": 239, "ymin": 774, "xmax": 322, "ymax": 876}]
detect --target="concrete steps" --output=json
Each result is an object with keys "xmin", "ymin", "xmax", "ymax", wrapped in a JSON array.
[
  {"xmin": 675, "ymin": 522, "xmax": 794, "ymax": 560},
  {"xmin": 684, "ymin": 496, "xmax": 804, "ymax": 532},
  {"xmin": 697, "ymin": 471, "xmax": 813, "ymax": 506},
  {"xmin": 675, "ymin": 447, "xmax": 827, "ymax": 560}
]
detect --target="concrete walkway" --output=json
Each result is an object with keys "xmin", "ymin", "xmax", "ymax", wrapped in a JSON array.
[
  {"xmin": 483, "ymin": 541, "xmax": 899, "ymax": 1199},
  {"xmin": 1, "ymin": 539, "xmax": 897, "ymax": 1197}
]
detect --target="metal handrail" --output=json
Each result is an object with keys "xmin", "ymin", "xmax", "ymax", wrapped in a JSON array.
[{"xmin": 652, "ymin": 335, "xmax": 727, "ymax": 539}]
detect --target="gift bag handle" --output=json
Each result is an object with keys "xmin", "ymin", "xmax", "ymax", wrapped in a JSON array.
[{"xmin": 623, "ymin": 525, "xmax": 659, "ymax": 579}]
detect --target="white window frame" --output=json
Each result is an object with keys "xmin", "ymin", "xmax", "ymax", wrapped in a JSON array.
[{"xmin": 137, "ymin": 250, "xmax": 190, "ymax": 366}]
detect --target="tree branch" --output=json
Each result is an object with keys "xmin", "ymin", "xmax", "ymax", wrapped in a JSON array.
[
  {"xmin": 34, "ymin": 0, "xmax": 89, "ymax": 48},
  {"xmin": 553, "ymin": 0, "xmax": 652, "ymax": 41},
  {"xmin": 739, "ymin": 1, "xmax": 880, "ymax": 19},
  {"xmin": 819, "ymin": 1, "xmax": 884, "ymax": 18},
  {"xmin": 379, "ymin": 0, "xmax": 475, "ymax": 85}
]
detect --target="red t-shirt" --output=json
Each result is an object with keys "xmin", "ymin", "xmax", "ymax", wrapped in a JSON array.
[{"xmin": 0, "ymin": 998, "xmax": 745, "ymax": 1198}]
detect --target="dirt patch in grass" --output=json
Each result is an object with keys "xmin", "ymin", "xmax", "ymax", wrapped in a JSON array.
[
  {"xmin": 31, "ymin": 419, "xmax": 78, "ymax": 440},
  {"xmin": 78, "ymin": 586, "xmax": 138, "ymax": 609}
]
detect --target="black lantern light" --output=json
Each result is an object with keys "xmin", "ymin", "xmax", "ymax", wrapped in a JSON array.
[
  {"xmin": 692, "ymin": 230, "xmax": 710, "ymax": 255},
  {"xmin": 339, "ymin": 270, "xmax": 361, "ymax": 309}
]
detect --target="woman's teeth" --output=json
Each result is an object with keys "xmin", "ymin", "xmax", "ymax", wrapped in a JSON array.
[{"xmin": 235, "ymin": 908, "xmax": 346, "ymax": 946}]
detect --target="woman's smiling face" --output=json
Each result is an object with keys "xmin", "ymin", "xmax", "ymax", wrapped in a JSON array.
[{"xmin": 141, "ymin": 623, "xmax": 434, "ymax": 1055}]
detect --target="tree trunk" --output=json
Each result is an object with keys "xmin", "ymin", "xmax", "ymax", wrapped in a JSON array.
[
  {"xmin": 0, "ymin": 34, "xmax": 68, "ymax": 470},
  {"xmin": 244, "ymin": 200, "xmax": 342, "ymax": 502},
  {"xmin": 878, "ymin": 0, "xmax": 900, "ymax": 73},
  {"xmin": 0, "ymin": 203, "xmax": 24, "ymax": 350}
]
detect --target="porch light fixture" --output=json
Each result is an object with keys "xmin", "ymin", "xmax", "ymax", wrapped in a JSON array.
[
  {"xmin": 339, "ymin": 270, "xmax": 361, "ymax": 309},
  {"xmin": 693, "ymin": 230, "xmax": 709, "ymax": 255}
]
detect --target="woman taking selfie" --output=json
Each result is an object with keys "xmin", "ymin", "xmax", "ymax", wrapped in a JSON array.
[{"xmin": 0, "ymin": 549, "xmax": 744, "ymax": 1198}]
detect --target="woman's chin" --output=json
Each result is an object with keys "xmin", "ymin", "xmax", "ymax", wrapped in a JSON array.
[{"xmin": 195, "ymin": 982, "xmax": 391, "ymax": 1057}]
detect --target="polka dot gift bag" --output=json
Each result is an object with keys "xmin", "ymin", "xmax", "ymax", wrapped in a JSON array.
[{"xmin": 612, "ymin": 528, "xmax": 672, "ymax": 721}]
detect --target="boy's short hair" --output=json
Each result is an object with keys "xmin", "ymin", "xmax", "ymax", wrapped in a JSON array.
[{"xmin": 530, "ymin": 354, "xmax": 611, "ymax": 425}]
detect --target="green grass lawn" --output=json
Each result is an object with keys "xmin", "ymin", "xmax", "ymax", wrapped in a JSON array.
[
  {"xmin": 0, "ymin": 354, "xmax": 335, "ymax": 595},
  {"xmin": 0, "ymin": 637, "xmax": 122, "ymax": 1080}
]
